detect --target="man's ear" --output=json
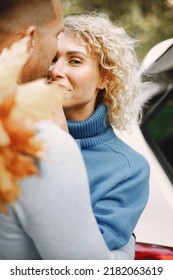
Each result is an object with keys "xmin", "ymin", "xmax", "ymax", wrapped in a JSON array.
[{"xmin": 25, "ymin": 26, "xmax": 36, "ymax": 53}]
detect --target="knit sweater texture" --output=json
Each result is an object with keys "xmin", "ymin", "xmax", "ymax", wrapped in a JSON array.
[{"xmin": 68, "ymin": 104, "xmax": 150, "ymax": 250}]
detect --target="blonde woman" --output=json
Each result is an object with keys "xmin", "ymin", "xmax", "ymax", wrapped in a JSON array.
[{"xmin": 49, "ymin": 13, "xmax": 150, "ymax": 258}]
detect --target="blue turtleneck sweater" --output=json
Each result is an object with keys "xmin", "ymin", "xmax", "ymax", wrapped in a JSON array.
[{"xmin": 68, "ymin": 104, "xmax": 150, "ymax": 250}]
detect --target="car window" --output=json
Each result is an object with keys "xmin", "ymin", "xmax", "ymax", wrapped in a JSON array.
[{"xmin": 141, "ymin": 87, "xmax": 173, "ymax": 184}]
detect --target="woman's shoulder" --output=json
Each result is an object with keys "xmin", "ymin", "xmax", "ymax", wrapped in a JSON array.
[{"xmin": 104, "ymin": 133, "xmax": 150, "ymax": 176}]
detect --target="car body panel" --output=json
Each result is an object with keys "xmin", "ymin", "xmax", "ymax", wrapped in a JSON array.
[{"xmin": 116, "ymin": 125, "xmax": 173, "ymax": 247}]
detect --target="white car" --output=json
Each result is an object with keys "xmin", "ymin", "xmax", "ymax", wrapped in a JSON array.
[{"xmin": 117, "ymin": 39, "xmax": 173, "ymax": 259}]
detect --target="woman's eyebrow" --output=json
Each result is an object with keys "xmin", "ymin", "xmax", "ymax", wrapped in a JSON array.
[{"xmin": 66, "ymin": 51, "xmax": 88, "ymax": 58}]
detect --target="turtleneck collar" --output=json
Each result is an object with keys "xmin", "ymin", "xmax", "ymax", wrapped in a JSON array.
[{"xmin": 67, "ymin": 104, "xmax": 115, "ymax": 148}]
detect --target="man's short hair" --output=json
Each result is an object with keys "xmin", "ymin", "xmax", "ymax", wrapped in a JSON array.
[{"xmin": 0, "ymin": 0, "xmax": 57, "ymax": 41}]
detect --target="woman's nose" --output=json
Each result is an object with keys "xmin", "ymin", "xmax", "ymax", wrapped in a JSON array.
[{"xmin": 49, "ymin": 61, "xmax": 65, "ymax": 81}]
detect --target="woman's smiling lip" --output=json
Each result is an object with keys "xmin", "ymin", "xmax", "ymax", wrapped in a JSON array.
[
  {"xmin": 58, "ymin": 84, "xmax": 72, "ymax": 91},
  {"xmin": 47, "ymin": 79, "xmax": 72, "ymax": 91}
]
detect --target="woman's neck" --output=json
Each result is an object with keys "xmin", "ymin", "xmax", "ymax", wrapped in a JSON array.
[{"xmin": 64, "ymin": 103, "xmax": 95, "ymax": 121}]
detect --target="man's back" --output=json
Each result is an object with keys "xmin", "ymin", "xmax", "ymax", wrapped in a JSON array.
[{"xmin": 0, "ymin": 121, "xmax": 116, "ymax": 259}]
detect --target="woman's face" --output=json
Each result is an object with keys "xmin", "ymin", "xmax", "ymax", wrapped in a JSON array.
[{"xmin": 49, "ymin": 32, "xmax": 103, "ymax": 120}]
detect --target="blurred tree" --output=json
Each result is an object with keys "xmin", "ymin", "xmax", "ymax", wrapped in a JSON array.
[{"xmin": 62, "ymin": 0, "xmax": 173, "ymax": 61}]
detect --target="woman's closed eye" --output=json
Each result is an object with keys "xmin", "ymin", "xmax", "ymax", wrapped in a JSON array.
[{"xmin": 68, "ymin": 58, "xmax": 82, "ymax": 66}]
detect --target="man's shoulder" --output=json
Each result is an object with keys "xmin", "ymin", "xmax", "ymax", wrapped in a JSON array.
[{"xmin": 35, "ymin": 120, "xmax": 77, "ymax": 148}]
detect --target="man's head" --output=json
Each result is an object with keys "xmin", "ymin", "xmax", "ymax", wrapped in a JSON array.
[{"xmin": 0, "ymin": 0, "xmax": 63, "ymax": 83}]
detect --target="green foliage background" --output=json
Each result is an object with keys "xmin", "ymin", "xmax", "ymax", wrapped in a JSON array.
[{"xmin": 62, "ymin": 0, "xmax": 173, "ymax": 61}]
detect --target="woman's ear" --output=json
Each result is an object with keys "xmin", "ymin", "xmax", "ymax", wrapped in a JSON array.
[
  {"xmin": 25, "ymin": 26, "xmax": 36, "ymax": 53},
  {"xmin": 98, "ymin": 83, "xmax": 106, "ymax": 90},
  {"xmin": 98, "ymin": 76, "xmax": 106, "ymax": 90}
]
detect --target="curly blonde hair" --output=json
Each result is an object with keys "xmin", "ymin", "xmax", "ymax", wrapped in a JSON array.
[{"xmin": 64, "ymin": 13, "xmax": 141, "ymax": 130}]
